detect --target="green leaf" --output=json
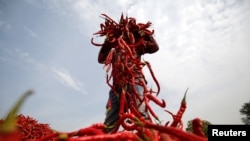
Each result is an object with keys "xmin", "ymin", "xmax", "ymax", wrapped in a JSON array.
[{"xmin": 0, "ymin": 90, "xmax": 33, "ymax": 132}]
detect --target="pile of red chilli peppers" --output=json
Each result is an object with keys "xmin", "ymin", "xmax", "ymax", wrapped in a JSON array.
[{"xmin": 0, "ymin": 14, "xmax": 208, "ymax": 141}]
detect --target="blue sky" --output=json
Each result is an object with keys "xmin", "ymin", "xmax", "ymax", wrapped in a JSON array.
[{"xmin": 0, "ymin": 0, "xmax": 250, "ymax": 132}]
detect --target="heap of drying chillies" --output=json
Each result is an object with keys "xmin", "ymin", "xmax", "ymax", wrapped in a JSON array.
[
  {"xmin": 0, "ymin": 114, "xmax": 56, "ymax": 141},
  {"xmin": 0, "ymin": 14, "xmax": 208, "ymax": 141}
]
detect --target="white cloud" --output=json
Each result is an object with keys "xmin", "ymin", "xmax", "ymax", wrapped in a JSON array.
[
  {"xmin": 24, "ymin": 26, "xmax": 38, "ymax": 37},
  {"xmin": 0, "ymin": 9, "xmax": 11, "ymax": 32},
  {"xmin": 52, "ymin": 67, "xmax": 87, "ymax": 95},
  {"xmin": 0, "ymin": 20, "xmax": 11, "ymax": 30},
  {"xmin": 0, "ymin": 47, "xmax": 46, "ymax": 70}
]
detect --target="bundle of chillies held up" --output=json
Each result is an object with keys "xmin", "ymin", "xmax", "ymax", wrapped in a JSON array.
[
  {"xmin": 92, "ymin": 13, "xmax": 163, "ymax": 124},
  {"xmin": 0, "ymin": 14, "xmax": 208, "ymax": 141}
]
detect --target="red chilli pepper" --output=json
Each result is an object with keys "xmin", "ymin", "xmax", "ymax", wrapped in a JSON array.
[
  {"xmin": 143, "ymin": 121, "xmax": 208, "ymax": 141},
  {"xmin": 138, "ymin": 21, "xmax": 152, "ymax": 30},
  {"xmin": 129, "ymin": 103, "xmax": 144, "ymax": 118},
  {"xmin": 128, "ymin": 32, "xmax": 135, "ymax": 44},
  {"xmin": 192, "ymin": 118, "xmax": 206, "ymax": 137},
  {"xmin": 67, "ymin": 131, "xmax": 138, "ymax": 141},
  {"xmin": 118, "ymin": 36, "xmax": 134, "ymax": 58},
  {"xmin": 77, "ymin": 127, "xmax": 104, "ymax": 136},
  {"xmin": 91, "ymin": 38, "xmax": 103, "ymax": 46},
  {"xmin": 176, "ymin": 88, "xmax": 188, "ymax": 119},
  {"xmin": 145, "ymin": 97, "xmax": 159, "ymax": 121},
  {"xmin": 90, "ymin": 123, "xmax": 106, "ymax": 130},
  {"xmin": 119, "ymin": 88, "xmax": 127, "ymax": 116},
  {"xmin": 146, "ymin": 94, "xmax": 166, "ymax": 108},
  {"xmin": 110, "ymin": 113, "xmax": 138, "ymax": 133},
  {"xmin": 101, "ymin": 13, "xmax": 118, "ymax": 25},
  {"xmin": 144, "ymin": 61, "xmax": 160, "ymax": 96},
  {"xmin": 165, "ymin": 88, "xmax": 188, "ymax": 128}
]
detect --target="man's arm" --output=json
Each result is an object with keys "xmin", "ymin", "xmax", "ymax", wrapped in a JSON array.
[
  {"xmin": 98, "ymin": 41, "xmax": 113, "ymax": 64},
  {"xmin": 143, "ymin": 35, "xmax": 159, "ymax": 54}
]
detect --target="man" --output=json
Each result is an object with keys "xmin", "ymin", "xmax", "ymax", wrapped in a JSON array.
[{"xmin": 98, "ymin": 25, "xmax": 159, "ymax": 133}]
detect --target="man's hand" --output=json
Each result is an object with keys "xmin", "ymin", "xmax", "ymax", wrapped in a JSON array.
[{"xmin": 100, "ymin": 40, "xmax": 113, "ymax": 54}]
